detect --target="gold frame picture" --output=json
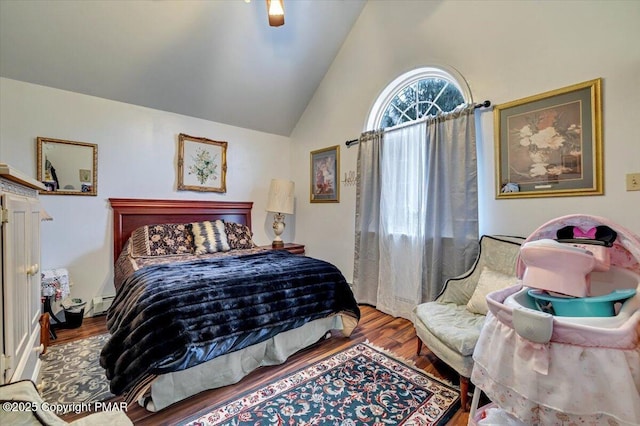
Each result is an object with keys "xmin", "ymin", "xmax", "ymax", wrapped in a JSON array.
[
  {"xmin": 310, "ymin": 145, "xmax": 340, "ymax": 203},
  {"xmin": 495, "ymin": 78, "xmax": 603, "ymax": 199},
  {"xmin": 177, "ymin": 133, "xmax": 227, "ymax": 193}
]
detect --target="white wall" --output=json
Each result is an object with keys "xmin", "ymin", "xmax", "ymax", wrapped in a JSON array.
[
  {"xmin": 1, "ymin": 78, "xmax": 293, "ymax": 310},
  {"xmin": 2, "ymin": 1, "xmax": 639, "ymax": 305},
  {"xmin": 291, "ymin": 0, "xmax": 640, "ymax": 283}
]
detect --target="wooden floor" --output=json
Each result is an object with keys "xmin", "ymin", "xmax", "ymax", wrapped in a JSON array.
[{"xmin": 53, "ymin": 305, "xmax": 470, "ymax": 425}]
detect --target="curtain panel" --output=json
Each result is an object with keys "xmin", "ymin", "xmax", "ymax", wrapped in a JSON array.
[
  {"xmin": 352, "ymin": 130, "xmax": 383, "ymax": 307},
  {"xmin": 353, "ymin": 105, "xmax": 479, "ymax": 319}
]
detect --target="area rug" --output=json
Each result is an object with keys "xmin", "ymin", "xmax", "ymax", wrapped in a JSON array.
[
  {"xmin": 40, "ymin": 333, "xmax": 114, "ymax": 405},
  {"xmin": 181, "ymin": 342, "xmax": 460, "ymax": 426}
]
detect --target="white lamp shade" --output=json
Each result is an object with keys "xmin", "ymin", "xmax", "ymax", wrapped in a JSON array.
[{"xmin": 266, "ymin": 179, "xmax": 294, "ymax": 214}]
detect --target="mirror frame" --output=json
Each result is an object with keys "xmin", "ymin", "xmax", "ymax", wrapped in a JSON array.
[{"xmin": 36, "ymin": 137, "xmax": 98, "ymax": 196}]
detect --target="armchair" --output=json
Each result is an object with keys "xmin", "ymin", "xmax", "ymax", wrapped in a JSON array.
[
  {"xmin": 412, "ymin": 235, "xmax": 524, "ymax": 410},
  {"xmin": 0, "ymin": 380, "xmax": 132, "ymax": 425}
]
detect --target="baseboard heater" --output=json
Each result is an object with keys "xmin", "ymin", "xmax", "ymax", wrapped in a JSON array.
[{"xmin": 92, "ymin": 295, "xmax": 116, "ymax": 316}]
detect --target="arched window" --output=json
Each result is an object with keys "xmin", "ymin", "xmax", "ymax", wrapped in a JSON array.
[{"xmin": 366, "ymin": 66, "xmax": 472, "ymax": 130}]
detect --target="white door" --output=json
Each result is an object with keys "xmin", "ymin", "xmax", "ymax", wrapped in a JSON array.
[
  {"xmin": 2, "ymin": 193, "xmax": 30, "ymax": 382},
  {"xmin": 28, "ymin": 199, "xmax": 41, "ymax": 342}
]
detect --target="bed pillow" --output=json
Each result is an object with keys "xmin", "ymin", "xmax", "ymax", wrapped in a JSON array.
[
  {"xmin": 224, "ymin": 221, "xmax": 256, "ymax": 249},
  {"xmin": 189, "ymin": 220, "xmax": 231, "ymax": 254},
  {"xmin": 466, "ymin": 266, "xmax": 516, "ymax": 315},
  {"xmin": 130, "ymin": 223, "xmax": 194, "ymax": 257}
]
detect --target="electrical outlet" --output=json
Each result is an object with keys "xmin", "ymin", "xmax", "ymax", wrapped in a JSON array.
[{"xmin": 627, "ymin": 173, "xmax": 640, "ymax": 191}]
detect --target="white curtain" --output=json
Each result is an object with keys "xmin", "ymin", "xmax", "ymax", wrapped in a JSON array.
[{"xmin": 353, "ymin": 105, "xmax": 479, "ymax": 319}]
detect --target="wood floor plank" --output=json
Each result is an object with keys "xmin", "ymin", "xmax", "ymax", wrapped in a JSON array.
[{"xmin": 53, "ymin": 306, "xmax": 470, "ymax": 425}]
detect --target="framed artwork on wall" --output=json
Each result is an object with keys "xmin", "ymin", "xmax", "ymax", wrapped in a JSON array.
[
  {"xmin": 310, "ymin": 145, "xmax": 340, "ymax": 203},
  {"xmin": 494, "ymin": 78, "xmax": 603, "ymax": 199},
  {"xmin": 177, "ymin": 133, "xmax": 227, "ymax": 193}
]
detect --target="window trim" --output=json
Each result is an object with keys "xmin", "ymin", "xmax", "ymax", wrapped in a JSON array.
[{"xmin": 365, "ymin": 65, "xmax": 473, "ymax": 131}]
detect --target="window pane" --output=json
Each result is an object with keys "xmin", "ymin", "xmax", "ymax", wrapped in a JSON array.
[
  {"xmin": 437, "ymin": 84, "xmax": 465, "ymax": 112},
  {"xmin": 417, "ymin": 78, "xmax": 447, "ymax": 104},
  {"xmin": 381, "ymin": 104, "xmax": 400, "ymax": 128},
  {"xmin": 384, "ymin": 78, "xmax": 462, "ymax": 126},
  {"xmin": 400, "ymin": 103, "xmax": 417, "ymax": 122},
  {"xmin": 418, "ymin": 100, "xmax": 443, "ymax": 118},
  {"xmin": 391, "ymin": 85, "xmax": 415, "ymax": 110},
  {"xmin": 417, "ymin": 100, "xmax": 430, "ymax": 118},
  {"xmin": 372, "ymin": 67, "xmax": 469, "ymax": 130}
]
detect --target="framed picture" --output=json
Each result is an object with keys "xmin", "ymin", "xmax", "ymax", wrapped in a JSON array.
[
  {"xmin": 79, "ymin": 169, "xmax": 91, "ymax": 182},
  {"xmin": 178, "ymin": 133, "xmax": 227, "ymax": 192},
  {"xmin": 310, "ymin": 145, "xmax": 340, "ymax": 203},
  {"xmin": 494, "ymin": 78, "xmax": 603, "ymax": 199}
]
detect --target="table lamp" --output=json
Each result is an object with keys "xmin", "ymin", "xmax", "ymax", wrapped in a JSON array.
[{"xmin": 266, "ymin": 178, "xmax": 294, "ymax": 248}]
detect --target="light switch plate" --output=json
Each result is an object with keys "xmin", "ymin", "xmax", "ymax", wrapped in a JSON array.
[{"xmin": 626, "ymin": 173, "xmax": 640, "ymax": 191}]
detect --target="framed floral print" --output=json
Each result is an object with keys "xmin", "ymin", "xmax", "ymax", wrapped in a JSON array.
[
  {"xmin": 178, "ymin": 133, "xmax": 227, "ymax": 192},
  {"xmin": 310, "ymin": 145, "xmax": 340, "ymax": 203},
  {"xmin": 495, "ymin": 78, "xmax": 603, "ymax": 199}
]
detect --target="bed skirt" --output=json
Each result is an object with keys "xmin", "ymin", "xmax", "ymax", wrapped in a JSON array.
[{"xmin": 141, "ymin": 315, "xmax": 349, "ymax": 411}]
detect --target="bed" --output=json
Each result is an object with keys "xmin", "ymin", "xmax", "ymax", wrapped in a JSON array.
[{"xmin": 101, "ymin": 198, "xmax": 360, "ymax": 411}]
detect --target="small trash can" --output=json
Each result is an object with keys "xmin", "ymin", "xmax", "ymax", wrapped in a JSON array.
[
  {"xmin": 61, "ymin": 307, "xmax": 85, "ymax": 329},
  {"xmin": 55, "ymin": 298, "xmax": 86, "ymax": 329}
]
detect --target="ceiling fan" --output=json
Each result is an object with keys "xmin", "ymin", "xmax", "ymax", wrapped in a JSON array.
[
  {"xmin": 266, "ymin": 0, "xmax": 285, "ymax": 27},
  {"xmin": 244, "ymin": 0, "xmax": 285, "ymax": 27}
]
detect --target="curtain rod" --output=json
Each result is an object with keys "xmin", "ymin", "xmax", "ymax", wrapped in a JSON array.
[{"xmin": 345, "ymin": 100, "xmax": 492, "ymax": 147}]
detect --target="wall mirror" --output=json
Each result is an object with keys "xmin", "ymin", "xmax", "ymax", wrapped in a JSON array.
[{"xmin": 37, "ymin": 137, "xmax": 98, "ymax": 196}]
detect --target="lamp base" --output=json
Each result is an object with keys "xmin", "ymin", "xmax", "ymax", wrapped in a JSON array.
[{"xmin": 271, "ymin": 212, "xmax": 286, "ymax": 249}]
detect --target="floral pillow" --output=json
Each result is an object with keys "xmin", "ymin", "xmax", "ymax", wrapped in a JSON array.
[
  {"xmin": 130, "ymin": 223, "xmax": 194, "ymax": 257},
  {"xmin": 189, "ymin": 220, "xmax": 231, "ymax": 254},
  {"xmin": 225, "ymin": 221, "xmax": 256, "ymax": 250}
]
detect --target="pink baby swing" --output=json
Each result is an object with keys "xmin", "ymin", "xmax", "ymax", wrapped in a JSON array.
[{"xmin": 470, "ymin": 214, "xmax": 640, "ymax": 425}]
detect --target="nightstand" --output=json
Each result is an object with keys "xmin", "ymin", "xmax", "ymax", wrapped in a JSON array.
[{"xmin": 261, "ymin": 243, "xmax": 305, "ymax": 255}]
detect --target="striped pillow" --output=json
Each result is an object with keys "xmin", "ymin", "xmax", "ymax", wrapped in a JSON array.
[{"xmin": 189, "ymin": 220, "xmax": 230, "ymax": 254}]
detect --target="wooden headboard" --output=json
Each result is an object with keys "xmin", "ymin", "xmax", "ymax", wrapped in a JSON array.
[{"xmin": 109, "ymin": 198, "xmax": 253, "ymax": 262}]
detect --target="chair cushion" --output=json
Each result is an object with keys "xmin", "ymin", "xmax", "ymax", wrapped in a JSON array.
[
  {"xmin": 0, "ymin": 380, "xmax": 133, "ymax": 426},
  {"xmin": 466, "ymin": 266, "xmax": 516, "ymax": 315},
  {"xmin": 414, "ymin": 302, "xmax": 486, "ymax": 356},
  {"xmin": 0, "ymin": 380, "xmax": 66, "ymax": 425}
]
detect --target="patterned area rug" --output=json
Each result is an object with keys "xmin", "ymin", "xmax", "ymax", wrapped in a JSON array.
[
  {"xmin": 40, "ymin": 333, "xmax": 114, "ymax": 405},
  {"xmin": 181, "ymin": 342, "xmax": 460, "ymax": 426}
]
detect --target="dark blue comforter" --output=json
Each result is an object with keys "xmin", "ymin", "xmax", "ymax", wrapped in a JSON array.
[{"xmin": 99, "ymin": 250, "xmax": 360, "ymax": 396}]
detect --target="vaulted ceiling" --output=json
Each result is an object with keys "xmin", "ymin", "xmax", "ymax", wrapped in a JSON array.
[{"xmin": 0, "ymin": 0, "xmax": 366, "ymax": 136}]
